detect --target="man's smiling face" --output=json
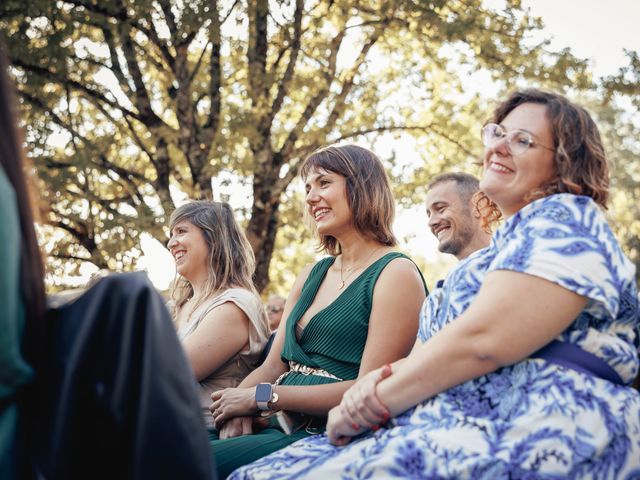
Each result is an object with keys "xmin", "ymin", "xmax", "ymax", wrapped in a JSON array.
[{"xmin": 425, "ymin": 180, "xmax": 478, "ymax": 259}]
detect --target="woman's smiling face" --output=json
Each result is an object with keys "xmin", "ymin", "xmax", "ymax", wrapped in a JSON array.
[
  {"xmin": 167, "ymin": 220, "xmax": 209, "ymax": 283},
  {"xmin": 305, "ymin": 168, "xmax": 351, "ymax": 236},
  {"xmin": 480, "ymin": 102, "xmax": 556, "ymax": 217}
]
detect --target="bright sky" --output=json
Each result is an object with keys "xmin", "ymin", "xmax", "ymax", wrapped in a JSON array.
[
  {"xmin": 521, "ymin": 0, "xmax": 639, "ymax": 79},
  {"xmin": 130, "ymin": 1, "xmax": 639, "ymax": 292}
]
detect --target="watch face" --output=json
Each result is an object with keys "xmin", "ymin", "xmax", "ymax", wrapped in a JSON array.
[{"xmin": 255, "ymin": 383, "xmax": 272, "ymax": 402}]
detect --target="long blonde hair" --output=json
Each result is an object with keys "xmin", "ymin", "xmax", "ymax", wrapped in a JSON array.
[{"xmin": 169, "ymin": 200, "xmax": 258, "ymax": 313}]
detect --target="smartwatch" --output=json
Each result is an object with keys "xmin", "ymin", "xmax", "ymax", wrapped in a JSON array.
[{"xmin": 256, "ymin": 383, "xmax": 278, "ymax": 411}]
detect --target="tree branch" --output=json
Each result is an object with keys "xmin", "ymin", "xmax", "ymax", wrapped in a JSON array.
[
  {"xmin": 19, "ymin": 88, "xmax": 87, "ymax": 142},
  {"xmin": 277, "ymin": 122, "xmax": 477, "ymax": 194},
  {"xmin": 139, "ymin": 21, "xmax": 176, "ymax": 73},
  {"xmin": 13, "ymin": 58, "xmax": 143, "ymax": 122},
  {"xmin": 247, "ymin": 0, "xmax": 269, "ymax": 116},
  {"xmin": 21, "ymin": 86, "xmax": 152, "ymax": 188},
  {"xmin": 323, "ymin": 21, "xmax": 388, "ymax": 130},
  {"xmin": 121, "ymin": 114, "xmax": 157, "ymax": 168},
  {"xmin": 117, "ymin": 12, "xmax": 164, "ymax": 127},
  {"xmin": 277, "ymin": 27, "xmax": 347, "ymax": 160},
  {"xmin": 187, "ymin": 40, "xmax": 210, "ymax": 87},
  {"xmin": 62, "ymin": 0, "xmax": 126, "ymax": 20},
  {"xmin": 204, "ymin": 0, "xmax": 221, "ymax": 133},
  {"xmin": 101, "ymin": 25, "xmax": 132, "ymax": 96},
  {"xmin": 267, "ymin": 0, "xmax": 303, "ymax": 128},
  {"xmin": 50, "ymin": 218, "xmax": 93, "ymax": 250},
  {"xmin": 96, "ymin": 153, "xmax": 149, "ymax": 183},
  {"xmin": 331, "ymin": 124, "xmax": 475, "ymax": 157},
  {"xmin": 220, "ymin": 0, "xmax": 240, "ymax": 24},
  {"xmin": 50, "ymin": 252, "xmax": 94, "ymax": 262},
  {"xmin": 157, "ymin": 0, "xmax": 178, "ymax": 40},
  {"xmin": 64, "ymin": 0, "xmax": 176, "ymax": 72}
]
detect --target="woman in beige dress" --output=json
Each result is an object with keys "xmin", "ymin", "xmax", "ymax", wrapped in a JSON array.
[{"xmin": 168, "ymin": 200, "xmax": 270, "ymax": 427}]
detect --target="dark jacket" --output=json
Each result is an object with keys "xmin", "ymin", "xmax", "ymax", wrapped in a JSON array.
[{"xmin": 28, "ymin": 272, "xmax": 215, "ymax": 480}]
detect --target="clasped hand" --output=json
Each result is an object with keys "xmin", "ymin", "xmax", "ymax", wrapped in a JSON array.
[
  {"xmin": 326, "ymin": 364, "xmax": 392, "ymax": 446},
  {"xmin": 210, "ymin": 386, "xmax": 256, "ymax": 431}
]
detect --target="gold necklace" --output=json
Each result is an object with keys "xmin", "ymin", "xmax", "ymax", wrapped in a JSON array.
[{"xmin": 339, "ymin": 247, "xmax": 385, "ymax": 289}]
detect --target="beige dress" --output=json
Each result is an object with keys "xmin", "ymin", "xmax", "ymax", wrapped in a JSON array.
[{"xmin": 178, "ymin": 288, "xmax": 270, "ymax": 427}]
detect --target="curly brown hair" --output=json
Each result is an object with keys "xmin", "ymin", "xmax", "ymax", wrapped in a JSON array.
[
  {"xmin": 477, "ymin": 89, "xmax": 610, "ymax": 227},
  {"xmin": 474, "ymin": 191, "xmax": 502, "ymax": 234}
]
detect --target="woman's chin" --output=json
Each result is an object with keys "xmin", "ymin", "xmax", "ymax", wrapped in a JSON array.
[
  {"xmin": 316, "ymin": 224, "xmax": 333, "ymax": 236},
  {"xmin": 176, "ymin": 265, "xmax": 189, "ymax": 279}
]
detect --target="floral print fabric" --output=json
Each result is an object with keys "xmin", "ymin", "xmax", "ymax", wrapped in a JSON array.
[{"xmin": 231, "ymin": 194, "xmax": 640, "ymax": 479}]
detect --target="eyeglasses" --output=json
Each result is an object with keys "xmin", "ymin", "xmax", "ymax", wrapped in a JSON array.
[
  {"xmin": 267, "ymin": 306, "xmax": 283, "ymax": 314},
  {"xmin": 481, "ymin": 123, "xmax": 554, "ymax": 156}
]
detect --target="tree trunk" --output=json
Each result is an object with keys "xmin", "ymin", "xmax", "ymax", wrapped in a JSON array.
[{"xmin": 246, "ymin": 174, "xmax": 282, "ymax": 292}]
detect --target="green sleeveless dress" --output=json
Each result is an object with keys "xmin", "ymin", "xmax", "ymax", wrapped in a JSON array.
[{"xmin": 210, "ymin": 252, "xmax": 426, "ymax": 478}]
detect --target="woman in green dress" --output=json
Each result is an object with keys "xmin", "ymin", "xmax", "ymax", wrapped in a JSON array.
[{"xmin": 209, "ymin": 144, "xmax": 428, "ymax": 477}]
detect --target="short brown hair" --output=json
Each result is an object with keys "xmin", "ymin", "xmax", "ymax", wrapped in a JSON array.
[
  {"xmin": 427, "ymin": 172, "xmax": 480, "ymax": 205},
  {"xmin": 301, "ymin": 145, "xmax": 397, "ymax": 255}
]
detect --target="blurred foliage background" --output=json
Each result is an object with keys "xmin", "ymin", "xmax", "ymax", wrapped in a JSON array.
[{"xmin": 0, "ymin": 0, "xmax": 638, "ymax": 296}]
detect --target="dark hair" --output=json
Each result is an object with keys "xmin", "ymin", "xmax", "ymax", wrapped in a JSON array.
[
  {"xmin": 300, "ymin": 144, "xmax": 397, "ymax": 255},
  {"xmin": 427, "ymin": 172, "xmax": 480, "ymax": 205},
  {"xmin": 0, "ymin": 45, "xmax": 46, "ymax": 364}
]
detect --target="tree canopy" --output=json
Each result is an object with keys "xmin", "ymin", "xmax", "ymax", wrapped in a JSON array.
[
  {"xmin": 601, "ymin": 51, "xmax": 640, "ymax": 276},
  {"xmin": 2, "ymin": 0, "xmax": 627, "ymax": 292}
]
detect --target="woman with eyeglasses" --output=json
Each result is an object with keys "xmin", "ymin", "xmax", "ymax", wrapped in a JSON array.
[{"xmin": 230, "ymin": 89, "xmax": 640, "ymax": 479}]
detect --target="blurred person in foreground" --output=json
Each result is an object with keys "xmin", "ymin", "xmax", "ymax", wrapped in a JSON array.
[
  {"xmin": 0, "ymin": 44, "xmax": 213, "ymax": 479},
  {"xmin": 0, "ymin": 41, "xmax": 46, "ymax": 480}
]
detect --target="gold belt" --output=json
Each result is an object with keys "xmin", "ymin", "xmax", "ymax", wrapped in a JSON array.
[{"xmin": 274, "ymin": 361, "xmax": 343, "ymax": 385}]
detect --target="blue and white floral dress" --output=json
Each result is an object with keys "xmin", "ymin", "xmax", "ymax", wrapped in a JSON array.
[{"xmin": 231, "ymin": 194, "xmax": 640, "ymax": 479}]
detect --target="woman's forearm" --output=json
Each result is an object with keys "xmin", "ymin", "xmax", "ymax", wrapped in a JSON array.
[
  {"xmin": 376, "ymin": 272, "xmax": 588, "ymax": 416},
  {"xmin": 274, "ymin": 380, "xmax": 356, "ymax": 416},
  {"xmin": 238, "ymin": 360, "xmax": 288, "ymax": 389},
  {"xmin": 377, "ymin": 332, "xmax": 499, "ymax": 416}
]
